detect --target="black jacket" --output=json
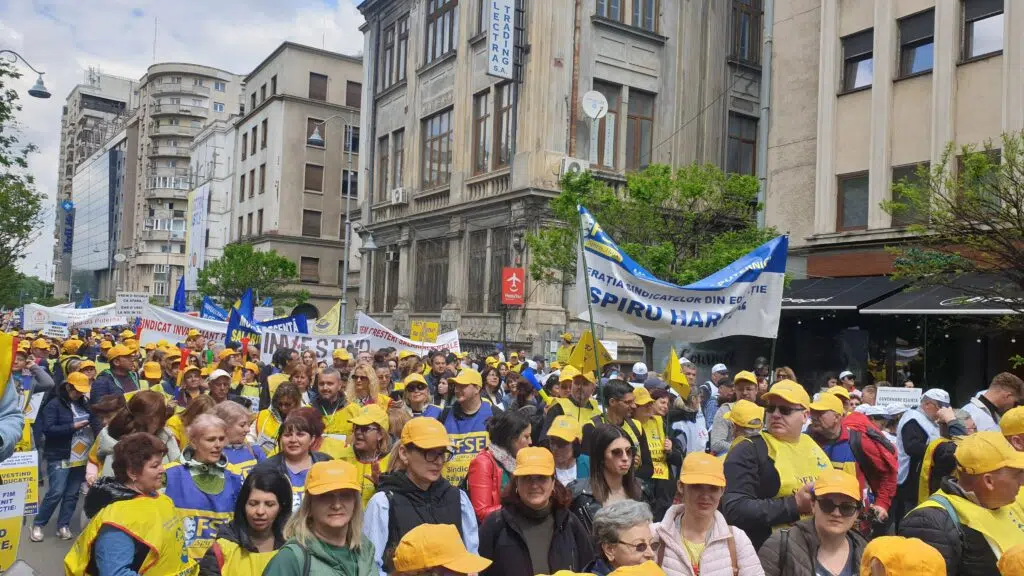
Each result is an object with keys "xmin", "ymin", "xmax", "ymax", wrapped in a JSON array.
[
  {"xmin": 758, "ymin": 517, "xmax": 867, "ymax": 576},
  {"xmin": 197, "ymin": 519, "xmax": 285, "ymax": 575},
  {"xmin": 899, "ymin": 477, "xmax": 999, "ymax": 576},
  {"xmin": 720, "ymin": 434, "xmax": 800, "ymax": 550},
  {"xmin": 567, "ymin": 479, "xmax": 602, "ymax": 534},
  {"xmin": 479, "ymin": 504, "xmax": 595, "ymax": 576},
  {"xmin": 37, "ymin": 386, "xmax": 91, "ymax": 461},
  {"xmin": 377, "ymin": 470, "xmax": 465, "ymax": 571},
  {"xmin": 925, "ymin": 420, "xmax": 966, "ymax": 496}
]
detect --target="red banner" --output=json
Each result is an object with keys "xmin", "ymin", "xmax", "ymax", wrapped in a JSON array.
[{"xmin": 501, "ymin": 267, "xmax": 525, "ymax": 306}]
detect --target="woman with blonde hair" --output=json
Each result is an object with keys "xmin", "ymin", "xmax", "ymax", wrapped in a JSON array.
[
  {"xmin": 262, "ymin": 460, "xmax": 376, "ymax": 574},
  {"xmin": 773, "ymin": 366, "xmax": 796, "ymax": 385},
  {"xmin": 346, "ymin": 362, "xmax": 391, "ymax": 409},
  {"xmin": 335, "ymin": 405, "xmax": 392, "ymax": 506},
  {"xmin": 215, "ymin": 401, "xmax": 266, "ymax": 478}
]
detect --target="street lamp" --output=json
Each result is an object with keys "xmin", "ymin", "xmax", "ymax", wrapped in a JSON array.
[{"xmin": 0, "ymin": 50, "xmax": 51, "ymax": 99}]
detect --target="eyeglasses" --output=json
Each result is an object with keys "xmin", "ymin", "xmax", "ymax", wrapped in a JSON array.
[
  {"xmin": 610, "ymin": 446, "xmax": 636, "ymax": 459},
  {"xmin": 354, "ymin": 375, "xmax": 370, "ymax": 383},
  {"xmin": 406, "ymin": 383, "xmax": 428, "ymax": 392},
  {"xmin": 814, "ymin": 497, "xmax": 861, "ymax": 518},
  {"xmin": 616, "ymin": 539, "xmax": 662, "ymax": 554},
  {"xmin": 411, "ymin": 445, "xmax": 455, "ymax": 463},
  {"xmin": 353, "ymin": 424, "xmax": 381, "ymax": 435},
  {"xmin": 765, "ymin": 404, "xmax": 799, "ymax": 417}
]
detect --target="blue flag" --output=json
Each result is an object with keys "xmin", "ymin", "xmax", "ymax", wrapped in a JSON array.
[
  {"xmin": 259, "ymin": 314, "xmax": 309, "ymax": 334},
  {"xmin": 226, "ymin": 288, "xmax": 259, "ymax": 346},
  {"xmin": 520, "ymin": 366, "xmax": 543, "ymax": 392},
  {"xmin": 78, "ymin": 293, "xmax": 92, "ymax": 309},
  {"xmin": 172, "ymin": 276, "xmax": 187, "ymax": 312},
  {"xmin": 261, "ymin": 296, "xmax": 272, "ymax": 307},
  {"xmin": 201, "ymin": 297, "xmax": 228, "ymax": 321}
]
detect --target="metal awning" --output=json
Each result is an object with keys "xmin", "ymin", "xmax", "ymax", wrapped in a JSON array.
[
  {"xmin": 860, "ymin": 275, "xmax": 1024, "ymax": 315},
  {"xmin": 782, "ymin": 277, "xmax": 908, "ymax": 310}
]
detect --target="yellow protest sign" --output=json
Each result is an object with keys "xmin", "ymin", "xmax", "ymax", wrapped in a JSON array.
[
  {"xmin": 410, "ymin": 321, "xmax": 424, "ymax": 341},
  {"xmin": 568, "ymin": 330, "xmax": 613, "ymax": 374},
  {"xmin": 0, "ymin": 482, "xmax": 26, "ymax": 571},
  {"xmin": 423, "ymin": 322, "xmax": 439, "ymax": 343},
  {"xmin": 0, "ymin": 451, "xmax": 38, "ymax": 514}
]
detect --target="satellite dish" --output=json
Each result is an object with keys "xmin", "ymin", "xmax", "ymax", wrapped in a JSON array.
[
  {"xmin": 113, "ymin": 253, "xmax": 127, "ymax": 263},
  {"xmin": 581, "ymin": 91, "xmax": 608, "ymax": 120}
]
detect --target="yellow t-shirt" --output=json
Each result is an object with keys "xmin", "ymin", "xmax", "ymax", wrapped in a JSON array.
[{"xmin": 682, "ymin": 538, "xmax": 706, "ymax": 571}]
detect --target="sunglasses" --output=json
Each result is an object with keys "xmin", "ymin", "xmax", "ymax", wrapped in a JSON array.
[
  {"xmin": 616, "ymin": 539, "xmax": 662, "ymax": 554},
  {"xmin": 765, "ymin": 404, "xmax": 800, "ymax": 416},
  {"xmin": 353, "ymin": 424, "xmax": 381, "ymax": 435},
  {"xmin": 610, "ymin": 446, "xmax": 636, "ymax": 459},
  {"xmin": 354, "ymin": 375, "xmax": 371, "ymax": 383},
  {"xmin": 411, "ymin": 445, "xmax": 455, "ymax": 463},
  {"xmin": 406, "ymin": 383, "xmax": 428, "ymax": 392},
  {"xmin": 815, "ymin": 497, "xmax": 861, "ymax": 518}
]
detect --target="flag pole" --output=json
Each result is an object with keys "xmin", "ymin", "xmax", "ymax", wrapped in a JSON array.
[{"xmin": 577, "ymin": 208, "xmax": 602, "ymax": 386}]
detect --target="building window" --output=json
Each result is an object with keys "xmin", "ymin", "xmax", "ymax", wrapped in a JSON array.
[
  {"xmin": 302, "ymin": 209, "xmax": 322, "ymax": 237},
  {"xmin": 371, "ymin": 250, "xmax": 400, "ymax": 313},
  {"xmin": 342, "ymin": 170, "xmax": 358, "ymax": 197},
  {"xmin": 837, "ymin": 172, "xmax": 869, "ymax": 231},
  {"xmin": 237, "ymin": 216, "xmax": 243, "ymax": 239},
  {"xmin": 309, "ymin": 72, "xmax": 328, "ymax": 101},
  {"xmin": 626, "ymin": 90, "xmax": 655, "ymax": 170},
  {"xmin": 247, "ymin": 213, "xmax": 253, "ymax": 237},
  {"xmin": 305, "ymin": 163, "xmax": 324, "ymax": 192},
  {"xmin": 346, "ymin": 81, "xmax": 362, "ymax": 108},
  {"xmin": 249, "ymin": 169, "xmax": 255, "ymax": 198},
  {"xmin": 381, "ymin": 24, "xmax": 395, "ymax": 90},
  {"xmin": 251, "ymin": 126, "xmax": 258, "ymax": 155},
  {"xmin": 472, "ymin": 90, "xmax": 492, "ymax": 175},
  {"xmin": 393, "ymin": 130, "xmax": 405, "ymax": 189},
  {"xmin": 260, "ymin": 84, "xmax": 267, "ymax": 102},
  {"xmin": 467, "ymin": 230, "xmax": 488, "ymax": 313},
  {"xmin": 307, "ymin": 118, "xmax": 325, "ymax": 147},
  {"xmin": 593, "ymin": 81, "xmax": 620, "ymax": 169},
  {"xmin": 271, "ymin": 75, "xmax": 277, "ymax": 95},
  {"xmin": 488, "ymin": 227, "xmax": 511, "ymax": 311},
  {"xmin": 397, "ymin": 18, "xmax": 409, "ymax": 82},
  {"xmin": 300, "ymin": 257, "xmax": 320, "ymax": 282},
  {"xmin": 963, "ymin": 0, "xmax": 1003, "ymax": 60},
  {"xmin": 154, "ymin": 282, "xmax": 167, "ymax": 296},
  {"xmin": 842, "ymin": 29, "xmax": 874, "ymax": 92},
  {"xmin": 213, "ymin": 102, "xmax": 225, "ymax": 113},
  {"xmin": 496, "ymin": 83, "xmax": 513, "ymax": 168},
  {"xmin": 239, "ymin": 174, "xmax": 246, "ymax": 203},
  {"xmin": 415, "ymin": 238, "xmax": 449, "ymax": 312},
  {"xmin": 259, "ymin": 164, "xmax": 266, "ymax": 194},
  {"xmin": 422, "ymin": 109, "xmax": 453, "ymax": 188},
  {"xmin": 214, "ymin": 81, "xmax": 226, "ymax": 92},
  {"xmin": 257, "ymin": 209, "xmax": 264, "ymax": 235},
  {"xmin": 261, "ymin": 119, "xmax": 268, "ymax": 148},
  {"xmin": 727, "ymin": 113, "xmax": 757, "ymax": 175},
  {"xmin": 426, "ymin": 0, "xmax": 458, "ymax": 64},
  {"xmin": 378, "ymin": 135, "xmax": 390, "ymax": 202},
  {"xmin": 241, "ymin": 133, "xmax": 248, "ymax": 160},
  {"xmin": 596, "ymin": 0, "xmax": 623, "ymax": 21},
  {"xmin": 251, "ymin": 93, "xmax": 257, "ymax": 112},
  {"xmin": 345, "ymin": 126, "xmax": 360, "ymax": 154},
  {"xmin": 892, "ymin": 163, "xmax": 929, "ymax": 227},
  {"xmin": 898, "ymin": 10, "xmax": 934, "ymax": 77},
  {"xmin": 732, "ymin": 0, "xmax": 762, "ymax": 64},
  {"xmin": 632, "ymin": 0, "xmax": 658, "ymax": 32}
]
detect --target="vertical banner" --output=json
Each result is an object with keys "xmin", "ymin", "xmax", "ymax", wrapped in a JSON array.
[
  {"xmin": 0, "ymin": 483, "xmax": 25, "ymax": 571},
  {"xmin": 184, "ymin": 183, "xmax": 210, "ymax": 291},
  {"xmin": 486, "ymin": 0, "xmax": 515, "ymax": 79}
]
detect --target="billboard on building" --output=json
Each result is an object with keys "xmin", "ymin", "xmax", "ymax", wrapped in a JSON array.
[{"xmin": 184, "ymin": 183, "xmax": 210, "ymax": 291}]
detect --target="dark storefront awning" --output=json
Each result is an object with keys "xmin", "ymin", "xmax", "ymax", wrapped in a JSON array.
[
  {"xmin": 861, "ymin": 275, "xmax": 1024, "ymax": 315},
  {"xmin": 782, "ymin": 277, "xmax": 908, "ymax": 310}
]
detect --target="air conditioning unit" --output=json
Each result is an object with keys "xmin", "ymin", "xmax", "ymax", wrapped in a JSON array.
[
  {"xmin": 560, "ymin": 157, "xmax": 589, "ymax": 177},
  {"xmin": 385, "ymin": 249, "xmax": 399, "ymax": 262},
  {"xmin": 390, "ymin": 187, "xmax": 408, "ymax": 205}
]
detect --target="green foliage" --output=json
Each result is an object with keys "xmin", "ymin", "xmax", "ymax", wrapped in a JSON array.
[
  {"xmin": 527, "ymin": 164, "xmax": 778, "ymax": 286},
  {"xmin": 0, "ymin": 268, "xmax": 58, "ymax": 308},
  {"xmin": 196, "ymin": 243, "xmax": 309, "ymax": 308}
]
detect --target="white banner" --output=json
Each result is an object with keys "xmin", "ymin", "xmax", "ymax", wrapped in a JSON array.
[
  {"xmin": 184, "ymin": 183, "xmax": 210, "ymax": 292},
  {"xmin": 356, "ymin": 312, "xmax": 461, "ymax": 355},
  {"xmin": 876, "ymin": 386, "xmax": 922, "ymax": 409},
  {"xmin": 115, "ymin": 291, "xmax": 149, "ymax": 317},
  {"xmin": 254, "ymin": 307, "xmax": 274, "ymax": 323},
  {"xmin": 259, "ymin": 328, "xmax": 370, "ymax": 365},
  {"xmin": 137, "ymin": 304, "xmax": 227, "ymax": 346},
  {"xmin": 486, "ymin": 0, "xmax": 515, "ymax": 80},
  {"xmin": 575, "ymin": 207, "xmax": 788, "ymax": 340},
  {"xmin": 23, "ymin": 303, "xmax": 126, "ymax": 331}
]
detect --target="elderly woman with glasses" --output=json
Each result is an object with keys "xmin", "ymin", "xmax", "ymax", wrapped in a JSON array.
[
  {"xmin": 586, "ymin": 499, "xmax": 658, "ymax": 575},
  {"xmin": 758, "ymin": 469, "xmax": 868, "ymax": 576}
]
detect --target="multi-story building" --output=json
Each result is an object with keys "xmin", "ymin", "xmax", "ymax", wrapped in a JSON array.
[
  {"xmin": 53, "ymin": 69, "xmax": 137, "ymax": 298},
  {"xmin": 186, "ymin": 119, "xmax": 238, "ymax": 291},
  {"xmin": 230, "ymin": 42, "xmax": 363, "ymax": 321},
  {"xmin": 356, "ymin": 0, "xmax": 764, "ymax": 355},
  {"xmin": 765, "ymin": 0, "xmax": 1020, "ymax": 392},
  {"xmin": 124, "ymin": 64, "xmax": 244, "ymax": 301}
]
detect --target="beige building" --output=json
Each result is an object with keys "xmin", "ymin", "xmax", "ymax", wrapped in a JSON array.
[
  {"xmin": 766, "ymin": 0, "xmax": 1018, "ymax": 276},
  {"xmin": 231, "ymin": 42, "xmax": 363, "ymax": 320},
  {"xmin": 122, "ymin": 63, "xmax": 244, "ymax": 301},
  {"xmin": 356, "ymin": 0, "xmax": 764, "ymax": 354}
]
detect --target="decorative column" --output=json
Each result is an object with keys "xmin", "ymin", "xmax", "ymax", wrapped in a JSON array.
[
  {"xmin": 391, "ymin": 225, "xmax": 412, "ymax": 333},
  {"xmin": 813, "ymin": 0, "xmax": 840, "ymax": 235},
  {"xmin": 867, "ymin": 0, "xmax": 894, "ymax": 229},
  {"xmin": 441, "ymin": 216, "xmax": 465, "ymax": 333},
  {"xmin": 931, "ymin": 0, "xmax": 958, "ymax": 168}
]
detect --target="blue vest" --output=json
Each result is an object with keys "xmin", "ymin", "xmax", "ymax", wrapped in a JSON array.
[
  {"xmin": 163, "ymin": 463, "xmax": 243, "ymax": 559},
  {"xmin": 223, "ymin": 444, "xmax": 266, "ymax": 478},
  {"xmin": 417, "ymin": 404, "xmax": 442, "ymax": 419},
  {"xmin": 441, "ymin": 402, "xmax": 493, "ymax": 486}
]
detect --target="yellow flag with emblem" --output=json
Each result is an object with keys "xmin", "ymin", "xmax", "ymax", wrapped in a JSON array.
[
  {"xmin": 312, "ymin": 301, "xmax": 341, "ymax": 335},
  {"xmin": 0, "ymin": 333, "xmax": 14, "ymax": 398},
  {"xmin": 665, "ymin": 347, "xmax": 690, "ymax": 399},
  {"xmin": 568, "ymin": 330, "xmax": 613, "ymax": 374}
]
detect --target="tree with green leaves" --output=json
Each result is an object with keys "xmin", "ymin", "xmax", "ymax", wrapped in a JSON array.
[
  {"xmin": 0, "ymin": 60, "xmax": 44, "ymax": 279},
  {"xmin": 528, "ymin": 164, "xmax": 778, "ymax": 358},
  {"xmin": 0, "ymin": 268, "xmax": 57, "ymax": 308},
  {"xmin": 196, "ymin": 243, "xmax": 308, "ymax": 308}
]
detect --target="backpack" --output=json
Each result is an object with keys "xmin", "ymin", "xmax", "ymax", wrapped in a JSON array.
[{"xmin": 848, "ymin": 426, "xmax": 896, "ymax": 480}]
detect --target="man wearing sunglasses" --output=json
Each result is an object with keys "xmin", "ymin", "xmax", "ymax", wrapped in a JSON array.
[
  {"xmin": 542, "ymin": 365, "xmax": 602, "ymax": 436},
  {"xmin": 722, "ymin": 379, "xmax": 830, "ymax": 549},
  {"xmin": 901, "ymin": 431, "xmax": 1024, "ymax": 576}
]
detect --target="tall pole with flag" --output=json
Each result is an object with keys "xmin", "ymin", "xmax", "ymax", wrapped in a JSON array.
[
  {"xmin": 577, "ymin": 207, "xmax": 602, "ymax": 385},
  {"xmin": 172, "ymin": 276, "xmax": 187, "ymax": 312}
]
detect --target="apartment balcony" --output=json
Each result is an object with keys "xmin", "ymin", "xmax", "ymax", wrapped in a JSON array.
[
  {"xmin": 149, "ymin": 124, "xmax": 200, "ymax": 138},
  {"xmin": 146, "ymin": 186, "xmax": 189, "ymax": 201},
  {"xmin": 149, "ymin": 83, "xmax": 211, "ymax": 97},
  {"xmin": 150, "ymin": 103, "xmax": 208, "ymax": 119},
  {"xmin": 142, "ymin": 230, "xmax": 185, "ymax": 242},
  {"xmin": 150, "ymin": 146, "xmax": 191, "ymax": 159}
]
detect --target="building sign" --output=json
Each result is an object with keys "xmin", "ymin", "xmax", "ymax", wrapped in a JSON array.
[
  {"xmin": 184, "ymin": 184, "xmax": 210, "ymax": 291},
  {"xmin": 501, "ymin": 267, "xmax": 525, "ymax": 306},
  {"xmin": 61, "ymin": 200, "xmax": 75, "ymax": 255},
  {"xmin": 486, "ymin": 0, "xmax": 515, "ymax": 79}
]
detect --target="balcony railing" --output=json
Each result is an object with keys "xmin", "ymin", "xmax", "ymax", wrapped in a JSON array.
[
  {"xmin": 142, "ymin": 230, "xmax": 185, "ymax": 242},
  {"xmin": 149, "ymin": 83, "xmax": 211, "ymax": 97},
  {"xmin": 150, "ymin": 146, "xmax": 191, "ymax": 158},
  {"xmin": 151, "ymin": 103, "xmax": 208, "ymax": 118},
  {"xmin": 149, "ymin": 124, "xmax": 200, "ymax": 138},
  {"xmin": 146, "ymin": 187, "xmax": 189, "ymax": 200}
]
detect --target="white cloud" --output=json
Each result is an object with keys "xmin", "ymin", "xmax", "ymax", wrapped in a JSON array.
[{"xmin": 1, "ymin": 0, "xmax": 365, "ymax": 280}]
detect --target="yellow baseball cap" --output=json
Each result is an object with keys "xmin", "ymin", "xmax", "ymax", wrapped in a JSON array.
[
  {"xmin": 827, "ymin": 385, "xmax": 851, "ymax": 400},
  {"xmin": 956, "ymin": 431, "xmax": 1024, "ymax": 475},
  {"xmin": 723, "ymin": 399, "xmax": 765, "ymax": 430},
  {"xmin": 78, "ymin": 360, "xmax": 96, "ymax": 371},
  {"xmin": 813, "ymin": 468, "xmax": 861, "ymax": 500},
  {"xmin": 332, "ymin": 348, "xmax": 352, "ymax": 361},
  {"xmin": 861, "ymin": 536, "xmax": 945, "ymax": 576},
  {"xmin": 106, "ymin": 344, "xmax": 133, "ymax": 361},
  {"xmin": 164, "ymin": 348, "xmax": 182, "ymax": 360},
  {"xmin": 609, "ymin": 561, "xmax": 666, "ymax": 576},
  {"xmin": 349, "ymin": 404, "xmax": 390, "ymax": 432},
  {"xmin": 733, "ymin": 370, "xmax": 757, "ymax": 386},
  {"xmin": 400, "ymin": 417, "xmax": 450, "ymax": 449},
  {"xmin": 119, "ymin": 330, "xmax": 135, "ymax": 339},
  {"xmin": 550, "ymin": 362, "xmax": 561, "ymax": 370},
  {"xmin": 31, "ymin": 338, "xmax": 49, "ymax": 350},
  {"xmin": 451, "ymin": 368, "xmax": 482, "ymax": 387},
  {"xmin": 546, "ymin": 415, "xmax": 582, "ymax": 443},
  {"xmin": 633, "ymin": 386, "xmax": 653, "ymax": 406},
  {"xmin": 1002, "ymin": 406, "xmax": 1024, "ymax": 437},
  {"xmin": 513, "ymin": 447, "xmax": 555, "ymax": 477},
  {"xmin": 201, "ymin": 366, "xmax": 213, "ymax": 377},
  {"xmin": 186, "ymin": 329, "xmax": 201, "ymax": 339},
  {"xmin": 124, "ymin": 339, "xmax": 138, "ymax": 350},
  {"xmin": 305, "ymin": 460, "xmax": 361, "ymax": 495},
  {"xmin": 762, "ymin": 379, "xmax": 810, "ymax": 408},
  {"xmin": 398, "ymin": 350, "xmax": 416, "ymax": 360},
  {"xmin": 143, "ymin": 342, "xmax": 157, "ymax": 351},
  {"xmin": 182, "ymin": 365, "xmax": 201, "ymax": 377},
  {"xmin": 392, "ymin": 524, "xmax": 492, "ymax": 574},
  {"xmin": 99, "ymin": 340, "xmax": 113, "ymax": 350},
  {"xmin": 485, "ymin": 356, "xmax": 498, "ymax": 368},
  {"xmin": 403, "ymin": 373, "xmax": 428, "ymax": 387},
  {"xmin": 808, "ymin": 393, "xmax": 844, "ymax": 415},
  {"xmin": 244, "ymin": 362, "xmax": 260, "ymax": 373},
  {"xmin": 157, "ymin": 339, "xmax": 169, "ymax": 348},
  {"xmin": 680, "ymin": 452, "xmax": 726, "ymax": 487},
  {"xmin": 217, "ymin": 348, "xmax": 238, "ymax": 361},
  {"xmin": 560, "ymin": 332, "xmax": 573, "ymax": 342},
  {"xmin": 143, "ymin": 362, "xmax": 162, "ymax": 379},
  {"xmin": 509, "ymin": 352, "xmax": 519, "ymax": 359},
  {"xmin": 66, "ymin": 372, "xmax": 91, "ymax": 394},
  {"xmin": 62, "ymin": 339, "xmax": 83, "ymax": 354}
]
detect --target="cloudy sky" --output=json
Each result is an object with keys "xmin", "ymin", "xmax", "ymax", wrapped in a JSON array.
[{"xmin": 0, "ymin": 0, "xmax": 365, "ymax": 280}]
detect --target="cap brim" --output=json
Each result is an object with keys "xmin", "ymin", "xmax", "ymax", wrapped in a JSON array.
[
  {"xmin": 1003, "ymin": 451, "xmax": 1024, "ymax": 470},
  {"xmin": 814, "ymin": 486, "xmax": 861, "ymax": 500},
  {"xmin": 546, "ymin": 430, "xmax": 579, "ymax": 443},
  {"xmin": 681, "ymin": 472, "xmax": 726, "ymax": 487},
  {"xmin": 634, "ymin": 399, "xmax": 653, "ymax": 406},
  {"xmin": 405, "ymin": 435, "xmax": 450, "ymax": 450},
  {"xmin": 513, "ymin": 465, "xmax": 555, "ymax": 477},
  {"xmin": 306, "ymin": 483, "xmax": 361, "ymax": 496},
  {"xmin": 808, "ymin": 401, "xmax": 841, "ymax": 413},
  {"xmin": 71, "ymin": 385, "xmax": 92, "ymax": 394},
  {"xmin": 443, "ymin": 552, "xmax": 492, "ymax": 574},
  {"xmin": 762, "ymin": 391, "xmax": 808, "ymax": 408}
]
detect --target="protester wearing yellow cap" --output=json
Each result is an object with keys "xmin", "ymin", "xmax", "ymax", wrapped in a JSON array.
[
  {"xmin": 722, "ymin": 379, "xmax": 830, "ymax": 549},
  {"xmin": 331, "ymin": 347, "xmax": 352, "ymax": 371},
  {"xmin": 722, "ymin": 399, "xmax": 764, "ymax": 444},
  {"xmin": 56, "ymin": 338, "xmax": 86, "ymax": 385},
  {"xmin": 545, "ymin": 414, "xmax": 590, "ymax": 485},
  {"xmin": 902, "ymin": 431, "xmax": 1024, "ymax": 574},
  {"xmin": 364, "ymin": 417, "xmax": 479, "ymax": 574},
  {"xmin": 439, "ymin": 368, "xmax": 494, "ymax": 487},
  {"xmin": 400, "ymin": 372, "xmax": 442, "ymax": 419},
  {"xmin": 262, "ymin": 460, "xmax": 376, "ymax": 574},
  {"xmin": 329, "ymin": 404, "xmax": 392, "ymax": 506},
  {"xmin": 90, "ymin": 344, "xmax": 141, "ymax": 407},
  {"xmin": 547, "ymin": 364, "xmax": 601, "ymax": 433},
  {"xmin": 860, "ymin": 536, "xmax": 945, "ymax": 576},
  {"xmin": 631, "ymin": 385, "xmax": 679, "ymax": 518},
  {"xmin": 709, "ymin": 370, "xmax": 761, "ymax": 457},
  {"xmin": 390, "ymin": 523, "xmax": 491, "ymax": 575},
  {"xmin": 555, "ymin": 332, "xmax": 574, "ymax": 366}
]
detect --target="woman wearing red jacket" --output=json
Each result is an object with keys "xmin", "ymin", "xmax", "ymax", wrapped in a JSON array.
[{"xmin": 467, "ymin": 409, "xmax": 533, "ymax": 522}]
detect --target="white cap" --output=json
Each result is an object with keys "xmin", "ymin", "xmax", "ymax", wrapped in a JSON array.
[
  {"xmin": 679, "ymin": 357, "xmax": 691, "ymax": 366},
  {"xmin": 922, "ymin": 388, "xmax": 951, "ymax": 406},
  {"xmin": 711, "ymin": 363, "xmax": 728, "ymax": 374},
  {"xmin": 839, "ymin": 370, "xmax": 854, "ymax": 380},
  {"xmin": 885, "ymin": 404, "xmax": 909, "ymax": 417},
  {"xmin": 525, "ymin": 359, "xmax": 538, "ymax": 371},
  {"xmin": 857, "ymin": 404, "xmax": 889, "ymax": 417},
  {"xmin": 207, "ymin": 368, "xmax": 232, "ymax": 382},
  {"xmin": 632, "ymin": 362, "xmax": 648, "ymax": 376}
]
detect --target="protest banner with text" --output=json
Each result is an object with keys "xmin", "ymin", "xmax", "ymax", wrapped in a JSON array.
[
  {"xmin": 259, "ymin": 328, "xmax": 370, "ymax": 365},
  {"xmin": 22, "ymin": 303, "xmax": 126, "ymax": 332},
  {"xmin": 357, "ymin": 313, "xmax": 461, "ymax": 355},
  {"xmin": 137, "ymin": 304, "xmax": 228, "ymax": 346}
]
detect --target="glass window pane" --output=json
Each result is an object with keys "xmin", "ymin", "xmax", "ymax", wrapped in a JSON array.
[
  {"xmin": 639, "ymin": 120, "xmax": 652, "ymax": 168},
  {"xmin": 969, "ymin": 13, "xmax": 1004, "ymax": 58},
  {"xmin": 845, "ymin": 58, "xmax": 873, "ymax": 90},
  {"xmin": 840, "ymin": 176, "xmax": 869, "ymax": 229},
  {"xmin": 902, "ymin": 42, "xmax": 933, "ymax": 75}
]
